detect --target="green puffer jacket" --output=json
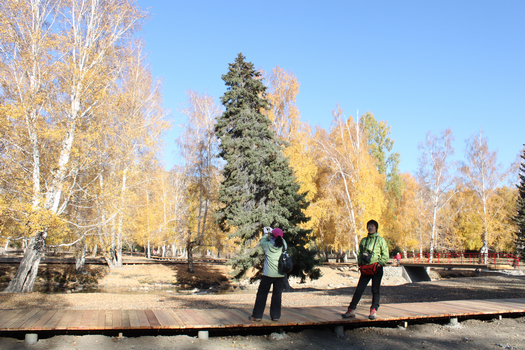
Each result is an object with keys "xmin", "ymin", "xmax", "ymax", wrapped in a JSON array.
[{"xmin": 357, "ymin": 233, "xmax": 389, "ymax": 266}]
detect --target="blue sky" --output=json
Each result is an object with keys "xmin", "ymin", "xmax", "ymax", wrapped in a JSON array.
[{"xmin": 136, "ymin": 0, "xmax": 524, "ymax": 177}]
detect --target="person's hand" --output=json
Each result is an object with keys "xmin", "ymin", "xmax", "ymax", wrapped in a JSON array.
[{"xmin": 263, "ymin": 227, "xmax": 273, "ymax": 235}]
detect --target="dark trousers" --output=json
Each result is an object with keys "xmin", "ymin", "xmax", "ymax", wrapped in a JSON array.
[
  {"xmin": 251, "ymin": 275, "xmax": 285, "ymax": 319},
  {"xmin": 349, "ymin": 265, "xmax": 383, "ymax": 310}
]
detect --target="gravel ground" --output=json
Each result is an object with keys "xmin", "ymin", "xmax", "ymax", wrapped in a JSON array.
[
  {"xmin": 1, "ymin": 265, "xmax": 524, "ymax": 310},
  {"xmin": 1, "ymin": 315, "xmax": 524, "ymax": 350},
  {"xmin": 1, "ymin": 263, "xmax": 524, "ymax": 349}
]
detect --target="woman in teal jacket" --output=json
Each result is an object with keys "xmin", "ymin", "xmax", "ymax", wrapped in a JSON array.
[
  {"xmin": 249, "ymin": 227, "xmax": 287, "ymax": 322},
  {"xmin": 342, "ymin": 219, "xmax": 389, "ymax": 320}
]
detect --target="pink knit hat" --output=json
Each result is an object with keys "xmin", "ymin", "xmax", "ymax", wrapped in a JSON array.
[{"xmin": 272, "ymin": 228, "xmax": 283, "ymax": 238}]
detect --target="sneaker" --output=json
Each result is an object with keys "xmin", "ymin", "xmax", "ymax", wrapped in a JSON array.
[
  {"xmin": 369, "ymin": 308, "xmax": 377, "ymax": 320},
  {"xmin": 248, "ymin": 316, "xmax": 261, "ymax": 322},
  {"xmin": 342, "ymin": 307, "xmax": 356, "ymax": 318},
  {"xmin": 271, "ymin": 318, "xmax": 279, "ymax": 322}
]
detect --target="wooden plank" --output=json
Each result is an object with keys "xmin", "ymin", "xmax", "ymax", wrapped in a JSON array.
[
  {"xmin": 152, "ymin": 310, "xmax": 173, "ymax": 329},
  {"xmin": 88, "ymin": 310, "xmax": 100, "ymax": 329},
  {"xmin": 105, "ymin": 310, "xmax": 113, "ymax": 329},
  {"xmin": 136, "ymin": 310, "xmax": 151, "ymax": 329},
  {"xmin": 281, "ymin": 308, "xmax": 317, "ymax": 325},
  {"xmin": 298, "ymin": 306, "xmax": 339, "ymax": 323},
  {"xmin": 18, "ymin": 310, "xmax": 50, "ymax": 330},
  {"xmin": 288, "ymin": 307, "xmax": 322, "ymax": 321},
  {"xmin": 229, "ymin": 309, "xmax": 254, "ymax": 327},
  {"xmin": 68, "ymin": 310, "xmax": 85, "ymax": 330},
  {"xmin": 1, "ymin": 309, "xmax": 30, "ymax": 329},
  {"xmin": 30, "ymin": 310, "xmax": 58, "ymax": 330},
  {"xmin": 158, "ymin": 309, "xmax": 184, "ymax": 329},
  {"xmin": 300, "ymin": 306, "xmax": 344, "ymax": 323},
  {"xmin": 7, "ymin": 309, "xmax": 40, "ymax": 330},
  {"xmin": 121, "ymin": 310, "xmax": 131, "ymax": 329},
  {"xmin": 203, "ymin": 309, "xmax": 230, "ymax": 328},
  {"xmin": 381, "ymin": 306, "xmax": 424, "ymax": 321},
  {"xmin": 193, "ymin": 309, "xmax": 219, "ymax": 328},
  {"xmin": 113, "ymin": 310, "xmax": 122, "ymax": 328},
  {"xmin": 387, "ymin": 302, "xmax": 438, "ymax": 317},
  {"xmin": 185, "ymin": 309, "xmax": 210, "ymax": 327},
  {"xmin": 424, "ymin": 300, "xmax": 493, "ymax": 316},
  {"xmin": 78, "ymin": 310, "xmax": 94, "ymax": 329},
  {"xmin": 303, "ymin": 306, "xmax": 344, "ymax": 322},
  {"xmin": 385, "ymin": 304, "xmax": 436, "ymax": 318},
  {"xmin": 1, "ymin": 298, "xmax": 524, "ymax": 333},
  {"xmin": 0, "ymin": 310, "xmax": 24, "ymax": 328},
  {"xmin": 178, "ymin": 309, "xmax": 202, "ymax": 326},
  {"xmin": 55, "ymin": 310, "xmax": 76, "ymax": 330},
  {"xmin": 211, "ymin": 309, "xmax": 242, "ymax": 326},
  {"xmin": 165, "ymin": 309, "xmax": 187, "ymax": 328},
  {"xmin": 215, "ymin": 309, "xmax": 240, "ymax": 327},
  {"xmin": 172, "ymin": 310, "xmax": 195, "ymax": 328},
  {"xmin": 128, "ymin": 310, "xmax": 141, "ymax": 328},
  {"xmin": 97, "ymin": 310, "xmax": 106, "ymax": 329},
  {"xmin": 144, "ymin": 310, "xmax": 160, "ymax": 328},
  {"xmin": 465, "ymin": 299, "xmax": 525, "ymax": 312},
  {"xmin": 221, "ymin": 309, "xmax": 249, "ymax": 326},
  {"xmin": 496, "ymin": 298, "xmax": 525, "ymax": 311},
  {"xmin": 434, "ymin": 301, "xmax": 486, "ymax": 315},
  {"xmin": 42, "ymin": 310, "xmax": 66, "ymax": 330}
]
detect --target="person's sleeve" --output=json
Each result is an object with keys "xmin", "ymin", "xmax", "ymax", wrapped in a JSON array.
[
  {"xmin": 379, "ymin": 238, "xmax": 389, "ymax": 266},
  {"xmin": 357, "ymin": 238, "xmax": 364, "ymax": 265},
  {"xmin": 260, "ymin": 235, "xmax": 270, "ymax": 252}
]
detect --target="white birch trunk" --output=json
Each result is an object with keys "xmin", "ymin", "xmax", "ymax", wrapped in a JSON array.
[
  {"xmin": 116, "ymin": 171, "xmax": 127, "ymax": 267},
  {"xmin": 3, "ymin": 240, "xmax": 9, "ymax": 255}
]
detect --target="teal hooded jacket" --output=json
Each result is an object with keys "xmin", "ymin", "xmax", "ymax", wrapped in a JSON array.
[{"xmin": 260, "ymin": 234, "xmax": 288, "ymax": 278}]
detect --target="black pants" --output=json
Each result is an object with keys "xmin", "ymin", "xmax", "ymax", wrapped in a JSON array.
[
  {"xmin": 349, "ymin": 265, "xmax": 383, "ymax": 310},
  {"xmin": 251, "ymin": 275, "xmax": 285, "ymax": 320}
]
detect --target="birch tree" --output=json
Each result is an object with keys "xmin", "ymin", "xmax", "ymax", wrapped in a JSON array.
[
  {"xmin": 360, "ymin": 112, "xmax": 402, "ymax": 244},
  {"xmin": 391, "ymin": 173, "xmax": 420, "ymax": 256},
  {"xmin": 315, "ymin": 106, "xmax": 385, "ymax": 258},
  {"xmin": 178, "ymin": 91, "xmax": 222, "ymax": 272},
  {"xmin": 460, "ymin": 130, "xmax": 505, "ymax": 262},
  {"xmin": 2, "ymin": 0, "xmax": 146, "ymax": 292},
  {"xmin": 98, "ymin": 40, "xmax": 168, "ymax": 267},
  {"xmin": 416, "ymin": 129, "xmax": 456, "ymax": 262}
]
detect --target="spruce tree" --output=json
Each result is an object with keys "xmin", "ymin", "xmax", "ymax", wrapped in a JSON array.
[
  {"xmin": 215, "ymin": 53, "xmax": 321, "ymax": 281},
  {"xmin": 515, "ymin": 146, "xmax": 525, "ymax": 259}
]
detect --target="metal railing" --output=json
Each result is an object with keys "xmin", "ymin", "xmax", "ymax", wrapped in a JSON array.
[{"xmin": 402, "ymin": 252, "xmax": 520, "ymax": 268}]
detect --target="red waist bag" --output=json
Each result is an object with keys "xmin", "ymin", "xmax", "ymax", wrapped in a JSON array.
[{"xmin": 360, "ymin": 262, "xmax": 380, "ymax": 275}]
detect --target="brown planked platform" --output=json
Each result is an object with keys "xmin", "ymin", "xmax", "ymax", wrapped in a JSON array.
[{"xmin": 0, "ymin": 298, "xmax": 523, "ymax": 335}]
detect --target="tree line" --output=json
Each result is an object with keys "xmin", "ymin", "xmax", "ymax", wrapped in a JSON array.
[{"xmin": 1, "ymin": 2, "xmax": 523, "ymax": 293}]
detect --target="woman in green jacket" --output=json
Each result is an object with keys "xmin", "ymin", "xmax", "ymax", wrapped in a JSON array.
[
  {"xmin": 342, "ymin": 219, "xmax": 389, "ymax": 320},
  {"xmin": 249, "ymin": 227, "xmax": 287, "ymax": 322}
]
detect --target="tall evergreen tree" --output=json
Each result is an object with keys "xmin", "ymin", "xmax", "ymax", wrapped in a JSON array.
[
  {"xmin": 515, "ymin": 146, "xmax": 525, "ymax": 259},
  {"xmin": 215, "ymin": 53, "xmax": 321, "ymax": 281}
]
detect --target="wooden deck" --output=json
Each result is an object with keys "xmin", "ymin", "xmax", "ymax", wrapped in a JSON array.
[{"xmin": 1, "ymin": 298, "xmax": 524, "ymax": 335}]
